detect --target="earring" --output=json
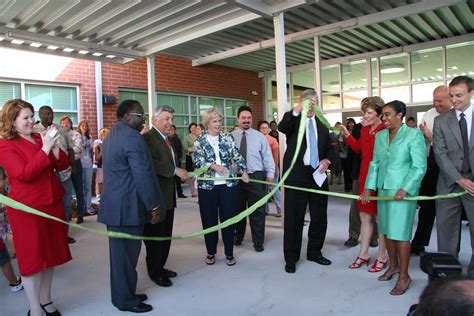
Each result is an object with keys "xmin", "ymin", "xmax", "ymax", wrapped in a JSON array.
[{"xmin": 11, "ymin": 127, "xmax": 16, "ymax": 132}]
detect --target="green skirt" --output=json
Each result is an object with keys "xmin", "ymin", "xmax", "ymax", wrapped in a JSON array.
[{"xmin": 377, "ymin": 189, "xmax": 417, "ymax": 241}]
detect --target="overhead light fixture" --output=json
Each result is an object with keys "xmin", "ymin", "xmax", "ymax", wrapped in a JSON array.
[
  {"xmin": 380, "ymin": 64, "xmax": 405, "ymax": 74},
  {"xmin": 92, "ymin": 52, "xmax": 103, "ymax": 57},
  {"xmin": 0, "ymin": 36, "xmax": 4, "ymax": 41},
  {"xmin": 106, "ymin": 54, "xmax": 116, "ymax": 58},
  {"xmin": 78, "ymin": 50, "xmax": 89, "ymax": 54},
  {"xmin": 30, "ymin": 42, "xmax": 42, "ymax": 47},
  {"xmin": 63, "ymin": 47, "xmax": 74, "ymax": 52},
  {"xmin": 47, "ymin": 45, "xmax": 58, "ymax": 50},
  {"xmin": 11, "ymin": 39, "xmax": 24, "ymax": 45}
]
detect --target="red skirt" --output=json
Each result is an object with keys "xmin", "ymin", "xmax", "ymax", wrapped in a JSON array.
[
  {"xmin": 7, "ymin": 201, "xmax": 72, "ymax": 276},
  {"xmin": 357, "ymin": 181, "xmax": 378, "ymax": 215}
]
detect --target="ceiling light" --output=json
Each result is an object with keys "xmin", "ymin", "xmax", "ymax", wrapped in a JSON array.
[
  {"xmin": 0, "ymin": 37, "xmax": 4, "ymax": 41},
  {"xmin": 63, "ymin": 47, "xmax": 74, "ymax": 52},
  {"xmin": 30, "ymin": 42, "xmax": 42, "ymax": 47},
  {"xmin": 380, "ymin": 64, "xmax": 405, "ymax": 74},
  {"xmin": 106, "ymin": 54, "xmax": 116, "ymax": 58},
  {"xmin": 92, "ymin": 52, "xmax": 103, "ymax": 56},
  {"xmin": 11, "ymin": 39, "xmax": 24, "ymax": 45},
  {"xmin": 437, "ymin": 66, "xmax": 458, "ymax": 72},
  {"xmin": 78, "ymin": 50, "xmax": 89, "ymax": 54},
  {"xmin": 47, "ymin": 45, "xmax": 58, "ymax": 50}
]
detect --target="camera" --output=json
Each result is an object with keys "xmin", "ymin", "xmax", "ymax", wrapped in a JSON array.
[{"xmin": 420, "ymin": 252, "xmax": 462, "ymax": 281}]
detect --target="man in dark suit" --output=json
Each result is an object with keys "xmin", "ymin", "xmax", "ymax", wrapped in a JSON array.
[
  {"xmin": 143, "ymin": 105, "xmax": 188, "ymax": 287},
  {"xmin": 278, "ymin": 89, "xmax": 334, "ymax": 273},
  {"xmin": 433, "ymin": 75, "xmax": 474, "ymax": 277},
  {"xmin": 411, "ymin": 85, "xmax": 452, "ymax": 255},
  {"xmin": 98, "ymin": 100, "xmax": 165, "ymax": 313}
]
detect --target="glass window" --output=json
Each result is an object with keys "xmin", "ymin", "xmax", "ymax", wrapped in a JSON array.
[
  {"xmin": 119, "ymin": 91, "xmax": 149, "ymax": 114},
  {"xmin": 343, "ymin": 90, "xmax": 367, "ymax": 109},
  {"xmin": 411, "ymin": 48, "xmax": 443, "ymax": 83},
  {"xmin": 380, "ymin": 86, "xmax": 409, "ymax": 103},
  {"xmin": 412, "ymin": 81, "xmax": 443, "ymax": 103},
  {"xmin": 25, "ymin": 84, "xmax": 77, "ymax": 110},
  {"xmin": 292, "ymin": 69, "xmax": 315, "ymax": 95},
  {"xmin": 24, "ymin": 84, "xmax": 78, "ymax": 123},
  {"xmin": 322, "ymin": 93, "xmax": 341, "ymax": 110},
  {"xmin": 446, "ymin": 42, "xmax": 474, "ymax": 79},
  {"xmin": 342, "ymin": 60, "xmax": 367, "ymax": 90},
  {"xmin": 0, "ymin": 82, "xmax": 21, "ymax": 108},
  {"xmin": 322, "ymin": 65, "xmax": 340, "ymax": 93},
  {"xmin": 157, "ymin": 94, "xmax": 188, "ymax": 114},
  {"xmin": 380, "ymin": 53, "xmax": 409, "ymax": 86}
]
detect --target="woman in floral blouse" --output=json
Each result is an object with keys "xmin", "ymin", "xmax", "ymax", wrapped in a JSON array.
[{"xmin": 193, "ymin": 108, "xmax": 249, "ymax": 266}]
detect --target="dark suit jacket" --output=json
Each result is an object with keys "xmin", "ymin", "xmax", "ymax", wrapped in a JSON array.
[
  {"xmin": 278, "ymin": 110, "xmax": 333, "ymax": 187},
  {"xmin": 433, "ymin": 108, "xmax": 474, "ymax": 194},
  {"xmin": 98, "ymin": 121, "xmax": 165, "ymax": 226},
  {"xmin": 143, "ymin": 127, "xmax": 176, "ymax": 210}
]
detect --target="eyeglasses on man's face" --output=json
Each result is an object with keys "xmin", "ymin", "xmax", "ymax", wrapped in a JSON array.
[{"xmin": 129, "ymin": 112, "xmax": 148, "ymax": 119}]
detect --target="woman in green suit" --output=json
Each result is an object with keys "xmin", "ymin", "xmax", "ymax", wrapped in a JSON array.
[{"xmin": 361, "ymin": 100, "xmax": 426, "ymax": 296}]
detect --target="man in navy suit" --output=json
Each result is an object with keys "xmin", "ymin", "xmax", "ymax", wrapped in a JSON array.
[
  {"xmin": 278, "ymin": 89, "xmax": 334, "ymax": 273},
  {"xmin": 98, "ymin": 100, "xmax": 165, "ymax": 313}
]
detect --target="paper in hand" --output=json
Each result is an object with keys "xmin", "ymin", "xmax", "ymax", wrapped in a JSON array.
[{"xmin": 312, "ymin": 165, "xmax": 327, "ymax": 187}]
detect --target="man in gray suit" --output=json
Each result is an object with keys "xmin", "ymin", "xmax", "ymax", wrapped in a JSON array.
[
  {"xmin": 143, "ymin": 105, "xmax": 188, "ymax": 288},
  {"xmin": 98, "ymin": 100, "xmax": 165, "ymax": 313},
  {"xmin": 433, "ymin": 75, "xmax": 474, "ymax": 276}
]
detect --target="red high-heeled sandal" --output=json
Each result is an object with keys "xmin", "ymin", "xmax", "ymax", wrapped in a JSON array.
[
  {"xmin": 349, "ymin": 256, "xmax": 371, "ymax": 269},
  {"xmin": 368, "ymin": 258, "xmax": 388, "ymax": 273}
]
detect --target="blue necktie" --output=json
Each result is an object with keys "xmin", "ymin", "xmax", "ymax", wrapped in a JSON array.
[{"xmin": 308, "ymin": 119, "xmax": 319, "ymax": 169}]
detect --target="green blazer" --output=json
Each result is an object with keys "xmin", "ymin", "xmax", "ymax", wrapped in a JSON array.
[
  {"xmin": 365, "ymin": 124, "xmax": 427, "ymax": 196},
  {"xmin": 143, "ymin": 127, "xmax": 176, "ymax": 210}
]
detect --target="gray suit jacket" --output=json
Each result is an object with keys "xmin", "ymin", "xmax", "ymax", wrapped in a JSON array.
[
  {"xmin": 433, "ymin": 108, "xmax": 474, "ymax": 194},
  {"xmin": 98, "ymin": 121, "xmax": 166, "ymax": 226},
  {"xmin": 143, "ymin": 127, "xmax": 176, "ymax": 210}
]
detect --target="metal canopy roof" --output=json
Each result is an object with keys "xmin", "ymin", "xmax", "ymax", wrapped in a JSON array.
[{"xmin": 0, "ymin": 0, "xmax": 472, "ymax": 72}]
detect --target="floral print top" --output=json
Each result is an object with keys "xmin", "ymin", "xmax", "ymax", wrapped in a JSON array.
[{"xmin": 193, "ymin": 130, "xmax": 246, "ymax": 190}]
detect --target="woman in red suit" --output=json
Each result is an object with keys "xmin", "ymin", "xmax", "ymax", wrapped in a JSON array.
[
  {"xmin": 339, "ymin": 97, "xmax": 388, "ymax": 273},
  {"xmin": 0, "ymin": 99, "xmax": 72, "ymax": 316}
]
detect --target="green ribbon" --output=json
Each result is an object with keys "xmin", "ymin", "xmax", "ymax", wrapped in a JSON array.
[
  {"xmin": 0, "ymin": 102, "xmax": 467, "ymax": 241},
  {"xmin": 307, "ymin": 99, "xmax": 340, "ymax": 134}
]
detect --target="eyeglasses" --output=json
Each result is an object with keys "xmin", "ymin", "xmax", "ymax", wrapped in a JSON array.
[{"xmin": 129, "ymin": 112, "xmax": 148, "ymax": 119}]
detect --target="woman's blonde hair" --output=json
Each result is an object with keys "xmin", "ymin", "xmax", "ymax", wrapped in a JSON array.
[
  {"xmin": 99, "ymin": 128, "xmax": 110, "ymax": 140},
  {"xmin": 201, "ymin": 108, "xmax": 222, "ymax": 129},
  {"xmin": 0, "ymin": 99, "xmax": 35, "ymax": 140}
]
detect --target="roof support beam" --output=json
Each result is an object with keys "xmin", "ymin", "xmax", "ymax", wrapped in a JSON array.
[{"xmin": 193, "ymin": 0, "xmax": 462, "ymax": 66}]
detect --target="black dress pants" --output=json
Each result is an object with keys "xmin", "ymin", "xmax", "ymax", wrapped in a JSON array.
[
  {"xmin": 412, "ymin": 152, "xmax": 438, "ymax": 249},
  {"xmin": 234, "ymin": 171, "xmax": 267, "ymax": 245},
  {"xmin": 143, "ymin": 207, "xmax": 175, "ymax": 281},
  {"xmin": 284, "ymin": 180, "xmax": 328, "ymax": 264}
]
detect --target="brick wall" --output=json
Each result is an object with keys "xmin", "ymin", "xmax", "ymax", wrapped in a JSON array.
[{"xmin": 56, "ymin": 54, "xmax": 264, "ymax": 136}]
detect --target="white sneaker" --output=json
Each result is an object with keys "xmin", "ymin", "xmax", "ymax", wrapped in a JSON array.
[{"xmin": 10, "ymin": 278, "xmax": 23, "ymax": 293}]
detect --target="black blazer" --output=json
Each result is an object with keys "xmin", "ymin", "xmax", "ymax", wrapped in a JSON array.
[
  {"xmin": 98, "ymin": 121, "xmax": 166, "ymax": 226},
  {"xmin": 278, "ymin": 110, "xmax": 333, "ymax": 187}
]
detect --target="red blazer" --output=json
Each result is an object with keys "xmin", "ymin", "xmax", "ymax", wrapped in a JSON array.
[
  {"xmin": 0, "ymin": 133, "xmax": 69, "ymax": 208},
  {"xmin": 344, "ymin": 123, "xmax": 385, "ymax": 188}
]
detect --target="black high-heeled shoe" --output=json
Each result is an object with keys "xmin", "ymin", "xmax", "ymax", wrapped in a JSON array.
[{"xmin": 40, "ymin": 302, "xmax": 61, "ymax": 316}]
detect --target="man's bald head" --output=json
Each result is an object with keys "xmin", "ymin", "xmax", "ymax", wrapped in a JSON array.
[{"xmin": 433, "ymin": 85, "xmax": 451, "ymax": 114}]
